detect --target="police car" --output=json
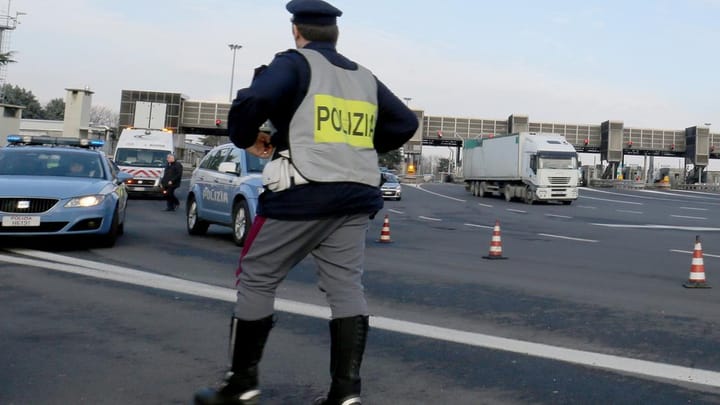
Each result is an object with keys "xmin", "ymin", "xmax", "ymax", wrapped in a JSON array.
[
  {"xmin": 0, "ymin": 135, "xmax": 132, "ymax": 247},
  {"xmin": 186, "ymin": 143, "xmax": 267, "ymax": 246}
]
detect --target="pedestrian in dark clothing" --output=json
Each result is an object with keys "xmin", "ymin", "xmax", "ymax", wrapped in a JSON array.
[
  {"xmin": 193, "ymin": 1, "xmax": 418, "ymax": 404},
  {"xmin": 161, "ymin": 154, "xmax": 182, "ymax": 211}
]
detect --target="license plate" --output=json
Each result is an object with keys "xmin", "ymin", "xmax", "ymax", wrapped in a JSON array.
[
  {"xmin": 131, "ymin": 187, "xmax": 145, "ymax": 191},
  {"xmin": 2, "ymin": 215, "xmax": 41, "ymax": 227}
]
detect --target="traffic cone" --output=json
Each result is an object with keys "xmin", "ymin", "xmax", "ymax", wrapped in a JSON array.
[
  {"xmin": 377, "ymin": 214, "xmax": 393, "ymax": 243},
  {"xmin": 683, "ymin": 235, "xmax": 711, "ymax": 288},
  {"xmin": 483, "ymin": 220, "xmax": 507, "ymax": 260}
]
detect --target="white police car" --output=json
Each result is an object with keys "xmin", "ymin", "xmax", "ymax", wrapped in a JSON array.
[
  {"xmin": 0, "ymin": 135, "xmax": 132, "ymax": 247},
  {"xmin": 186, "ymin": 143, "xmax": 267, "ymax": 245}
]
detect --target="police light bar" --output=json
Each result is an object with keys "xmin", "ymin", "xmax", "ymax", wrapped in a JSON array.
[{"xmin": 6, "ymin": 135, "xmax": 104, "ymax": 148}]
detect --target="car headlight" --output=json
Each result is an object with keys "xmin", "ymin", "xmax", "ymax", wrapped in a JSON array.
[{"xmin": 65, "ymin": 195, "xmax": 106, "ymax": 208}]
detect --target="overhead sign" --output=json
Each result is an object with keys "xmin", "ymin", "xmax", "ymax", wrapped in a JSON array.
[{"xmin": 422, "ymin": 138, "xmax": 463, "ymax": 147}]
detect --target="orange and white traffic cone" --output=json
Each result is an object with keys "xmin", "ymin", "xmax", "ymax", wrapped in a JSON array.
[
  {"xmin": 483, "ymin": 220, "xmax": 507, "ymax": 260},
  {"xmin": 683, "ymin": 235, "xmax": 711, "ymax": 288},
  {"xmin": 377, "ymin": 214, "xmax": 393, "ymax": 243}
]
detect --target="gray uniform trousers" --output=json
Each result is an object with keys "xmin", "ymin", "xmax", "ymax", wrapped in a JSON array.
[{"xmin": 233, "ymin": 213, "xmax": 370, "ymax": 321}]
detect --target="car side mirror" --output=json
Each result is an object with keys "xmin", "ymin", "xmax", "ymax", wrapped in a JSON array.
[{"xmin": 218, "ymin": 161, "xmax": 239, "ymax": 175}]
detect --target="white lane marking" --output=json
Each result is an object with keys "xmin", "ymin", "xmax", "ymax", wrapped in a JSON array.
[
  {"xmin": 478, "ymin": 203, "xmax": 493, "ymax": 208},
  {"xmin": 2, "ymin": 249, "xmax": 720, "ymax": 390},
  {"xmin": 415, "ymin": 184, "xmax": 466, "ymax": 202},
  {"xmin": 464, "ymin": 223, "xmax": 493, "ymax": 229},
  {"xmin": 580, "ymin": 196, "xmax": 643, "ymax": 205},
  {"xmin": 538, "ymin": 233, "xmax": 598, "ymax": 243},
  {"xmin": 577, "ymin": 205, "xmax": 597, "ymax": 209},
  {"xmin": 545, "ymin": 214, "xmax": 572, "ymax": 219},
  {"xmin": 671, "ymin": 215, "xmax": 707, "ymax": 220},
  {"xmin": 670, "ymin": 249, "xmax": 720, "ymax": 258},
  {"xmin": 679, "ymin": 207, "xmax": 709, "ymax": 211},
  {"xmin": 592, "ymin": 224, "xmax": 720, "ymax": 231},
  {"xmin": 616, "ymin": 209, "xmax": 644, "ymax": 214},
  {"xmin": 388, "ymin": 209, "xmax": 405, "ymax": 215},
  {"xmin": 506, "ymin": 209, "xmax": 527, "ymax": 214},
  {"xmin": 418, "ymin": 216, "xmax": 442, "ymax": 222}
]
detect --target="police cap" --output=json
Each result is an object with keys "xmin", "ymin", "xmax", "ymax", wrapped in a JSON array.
[{"xmin": 286, "ymin": 0, "xmax": 342, "ymax": 26}]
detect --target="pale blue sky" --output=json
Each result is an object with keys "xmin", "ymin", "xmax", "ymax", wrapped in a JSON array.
[{"xmin": 7, "ymin": 0, "xmax": 720, "ymax": 130}]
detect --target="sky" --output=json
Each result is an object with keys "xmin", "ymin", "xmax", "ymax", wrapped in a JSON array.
[{"xmin": 6, "ymin": 0, "xmax": 720, "ymax": 135}]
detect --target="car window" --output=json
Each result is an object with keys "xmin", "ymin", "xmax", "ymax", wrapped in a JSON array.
[
  {"xmin": 246, "ymin": 154, "xmax": 268, "ymax": 173},
  {"xmin": 225, "ymin": 147, "xmax": 267, "ymax": 173},
  {"xmin": 0, "ymin": 150, "xmax": 104, "ymax": 178},
  {"xmin": 200, "ymin": 147, "xmax": 230, "ymax": 171},
  {"xmin": 0, "ymin": 150, "xmax": 45, "ymax": 175},
  {"xmin": 383, "ymin": 173, "xmax": 399, "ymax": 183}
]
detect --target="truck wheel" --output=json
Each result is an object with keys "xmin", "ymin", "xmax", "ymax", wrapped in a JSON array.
[
  {"xmin": 504, "ymin": 187, "xmax": 513, "ymax": 202},
  {"xmin": 232, "ymin": 199, "xmax": 251, "ymax": 246},
  {"xmin": 479, "ymin": 182, "xmax": 487, "ymax": 198},
  {"xmin": 470, "ymin": 182, "xmax": 478, "ymax": 196},
  {"xmin": 187, "ymin": 196, "xmax": 209, "ymax": 235},
  {"xmin": 524, "ymin": 187, "xmax": 534, "ymax": 205}
]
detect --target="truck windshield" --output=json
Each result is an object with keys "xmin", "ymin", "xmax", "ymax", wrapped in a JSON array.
[
  {"xmin": 538, "ymin": 154, "xmax": 577, "ymax": 170},
  {"xmin": 115, "ymin": 148, "xmax": 169, "ymax": 167}
]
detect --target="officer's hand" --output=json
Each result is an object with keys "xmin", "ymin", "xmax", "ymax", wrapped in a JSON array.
[{"xmin": 246, "ymin": 132, "xmax": 274, "ymax": 158}]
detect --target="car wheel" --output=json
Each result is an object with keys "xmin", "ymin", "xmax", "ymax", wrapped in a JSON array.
[
  {"xmin": 232, "ymin": 199, "xmax": 251, "ymax": 246},
  {"xmin": 97, "ymin": 207, "xmax": 119, "ymax": 248},
  {"xmin": 187, "ymin": 196, "xmax": 209, "ymax": 235}
]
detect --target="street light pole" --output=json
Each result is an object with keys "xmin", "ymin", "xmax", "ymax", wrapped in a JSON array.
[
  {"xmin": 403, "ymin": 97, "xmax": 411, "ymax": 106},
  {"xmin": 228, "ymin": 44, "xmax": 243, "ymax": 102}
]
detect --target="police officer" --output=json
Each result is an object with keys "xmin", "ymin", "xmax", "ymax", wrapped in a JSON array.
[
  {"xmin": 193, "ymin": 1, "xmax": 418, "ymax": 404},
  {"xmin": 161, "ymin": 154, "xmax": 182, "ymax": 211}
]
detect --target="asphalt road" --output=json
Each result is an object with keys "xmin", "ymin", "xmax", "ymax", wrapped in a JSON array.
[{"xmin": 1, "ymin": 183, "xmax": 720, "ymax": 404}]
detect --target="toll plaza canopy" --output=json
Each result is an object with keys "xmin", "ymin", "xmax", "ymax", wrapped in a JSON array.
[{"xmin": 120, "ymin": 89, "xmax": 719, "ymax": 166}]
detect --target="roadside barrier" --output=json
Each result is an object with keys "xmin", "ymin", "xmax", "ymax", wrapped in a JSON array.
[
  {"xmin": 483, "ymin": 220, "xmax": 507, "ymax": 260},
  {"xmin": 683, "ymin": 235, "xmax": 711, "ymax": 288},
  {"xmin": 377, "ymin": 214, "xmax": 393, "ymax": 243}
]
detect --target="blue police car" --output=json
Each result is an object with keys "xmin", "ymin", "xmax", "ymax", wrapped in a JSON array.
[
  {"xmin": 0, "ymin": 135, "xmax": 132, "ymax": 247},
  {"xmin": 186, "ymin": 143, "xmax": 267, "ymax": 246}
]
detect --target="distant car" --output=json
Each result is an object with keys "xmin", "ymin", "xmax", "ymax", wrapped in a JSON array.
[
  {"xmin": 0, "ymin": 135, "xmax": 132, "ymax": 247},
  {"xmin": 186, "ymin": 143, "xmax": 267, "ymax": 246},
  {"xmin": 381, "ymin": 172, "xmax": 402, "ymax": 200}
]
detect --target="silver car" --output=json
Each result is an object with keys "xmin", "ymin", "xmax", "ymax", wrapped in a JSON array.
[{"xmin": 380, "ymin": 172, "xmax": 402, "ymax": 200}]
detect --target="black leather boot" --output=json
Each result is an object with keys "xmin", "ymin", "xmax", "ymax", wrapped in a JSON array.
[
  {"xmin": 194, "ymin": 315, "xmax": 274, "ymax": 405},
  {"xmin": 314, "ymin": 315, "xmax": 369, "ymax": 405}
]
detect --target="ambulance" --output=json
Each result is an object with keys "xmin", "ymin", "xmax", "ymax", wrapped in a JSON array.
[{"xmin": 113, "ymin": 101, "xmax": 176, "ymax": 195}]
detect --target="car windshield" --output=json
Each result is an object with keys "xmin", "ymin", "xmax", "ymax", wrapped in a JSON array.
[
  {"xmin": 115, "ymin": 148, "xmax": 169, "ymax": 167},
  {"xmin": 383, "ymin": 173, "xmax": 399, "ymax": 184},
  {"xmin": 0, "ymin": 149, "xmax": 104, "ymax": 178}
]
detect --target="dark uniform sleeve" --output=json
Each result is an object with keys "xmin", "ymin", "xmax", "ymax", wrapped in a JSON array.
[
  {"xmin": 373, "ymin": 78, "xmax": 419, "ymax": 154},
  {"xmin": 227, "ymin": 52, "xmax": 302, "ymax": 149}
]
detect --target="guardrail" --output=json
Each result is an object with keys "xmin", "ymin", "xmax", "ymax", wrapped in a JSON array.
[{"xmin": 675, "ymin": 183, "xmax": 720, "ymax": 192}]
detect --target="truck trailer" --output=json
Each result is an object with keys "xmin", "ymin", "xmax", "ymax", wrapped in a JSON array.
[{"xmin": 462, "ymin": 132, "xmax": 579, "ymax": 204}]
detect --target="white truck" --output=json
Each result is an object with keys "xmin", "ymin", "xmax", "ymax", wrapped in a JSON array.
[
  {"xmin": 463, "ymin": 132, "xmax": 579, "ymax": 204},
  {"xmin": 113, "ymin": 101, "xmax": 175, "ymax": 195}
]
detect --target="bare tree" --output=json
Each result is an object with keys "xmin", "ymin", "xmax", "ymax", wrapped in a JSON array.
[{"xmin": 90, "ymin": 105, "xmax": 119, "ymax": 128}]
